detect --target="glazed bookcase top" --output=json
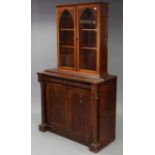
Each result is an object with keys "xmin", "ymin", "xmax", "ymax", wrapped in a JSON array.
[{"xmin": 56, "ymin": 2, "xmax": 109, "ymax": 77}]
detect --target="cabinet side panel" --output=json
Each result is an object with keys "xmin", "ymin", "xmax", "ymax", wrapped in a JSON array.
[{"xmin": 99, "ymin": 78, "xmax": 117, "ymax": 143}]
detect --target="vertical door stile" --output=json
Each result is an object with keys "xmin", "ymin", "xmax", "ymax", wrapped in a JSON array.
[
  {"xmin": 56, "ymin": 8, "xmax": 59, "ymax": 69},
  {"xmin": 76, "ymin": 6, "xmax": 80, "ymax": 72},
  {"xmin": 97, "ymin": 4, "xmax": 100, "ymax": 74},
  {"xmin": 74, "ymin": 6, "xmax": 77, "ymax": 71}
]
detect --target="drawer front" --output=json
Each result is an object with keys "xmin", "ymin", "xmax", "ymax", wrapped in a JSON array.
[{"xmin": 43, "ymin": 76, "xmax": 91, "ymax": 90}]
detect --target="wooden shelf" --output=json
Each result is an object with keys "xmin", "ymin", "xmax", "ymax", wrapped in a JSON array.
[
  {"xmin": 81, "ymin": 29, "xmax": 97, "ymax": 31},
  {"xmin": 60, "ymin": 28, "xmax": 74, "ymax": 31},
  {"xmin": 81, "ymin": 47, "xmax": 97, "ymax": 50},
  {"xmin": 60, "ymin": 45, "xmax": 74, "ymax": 48}
]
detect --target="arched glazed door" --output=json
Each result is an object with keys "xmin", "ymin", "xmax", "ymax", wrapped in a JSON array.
[
  {"xmin": 77, "ymin": 6, "xmax": 98, "ymax": 73},
  {"xmin": 57, "ymin": 8, "xmax": 76, "ymax": 70}
]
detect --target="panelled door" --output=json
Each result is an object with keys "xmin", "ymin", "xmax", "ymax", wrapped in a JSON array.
[
  {"xmin": 46, "ymin": 82, "xmax": 69, "ymax": 131},
  {"xmin": 46, "ymin": 81, "xmax": 92, "ymax": 143},
  {"xmin": 69, "ymin": 87, "xmax": 92, "ymax": 143}
]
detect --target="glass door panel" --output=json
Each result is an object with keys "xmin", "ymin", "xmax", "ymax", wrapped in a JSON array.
[
  {"xmin": 59, "ymin": 10, "xmax": 74, "ymax": 29},
  {"xmin": 59, "ymin": 9, "xmax": 75, "ymax": 69},
  {"xmin": 79, "ymin": 8, "xmax": 97, "ymax": 29},
  {"xmin": 80, "ymin": 49, "xmax": 96, "ymax": 71},
  {"xmin": 60, "ymin": 30, "xmax": 74, "ymax": 46},
  {"xmin": 60, "ymin": 47, "xmax": 74, "ymax": 67},
  {"xmin": 79, "ymin": 8, "xmax": 97, "ymax": 72},
  {"xmin": 79, "ymin": 31, "xmax": 97, "ymax": 47}
]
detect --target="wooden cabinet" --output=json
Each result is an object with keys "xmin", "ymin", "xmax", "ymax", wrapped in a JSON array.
[
  {"xmin": 38, "ymin": 71, "xmax": 117, "ymax": 152},
  {"xmin": 38, "ymin": 2, "xmax": 117, "ymax": 153}
]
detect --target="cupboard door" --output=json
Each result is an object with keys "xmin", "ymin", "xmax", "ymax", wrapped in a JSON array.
[
  {"xmin": 70, "ymin": 88, "xmax": 92, "ymax": 142},
  {"xmin": 77, "ymin": 5, "xmax": 99, "ymax": 73},
  {"xmin": 57, "ymin": 7, "xmax": 76, "ymax": 70},
  {"xmin": 46, "ymin": 83, "xmax": 69, "ymax": 130}
]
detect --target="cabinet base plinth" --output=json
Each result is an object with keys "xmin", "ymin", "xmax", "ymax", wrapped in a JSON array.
[{"xmin": 39, "ymin": 124, "xmax": 48, "ymax": 132}]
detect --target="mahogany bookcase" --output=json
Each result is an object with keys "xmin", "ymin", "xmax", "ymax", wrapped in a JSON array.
[{"xmin": 38, "ymin": 2, "xmax": 117, "ymax": 152}]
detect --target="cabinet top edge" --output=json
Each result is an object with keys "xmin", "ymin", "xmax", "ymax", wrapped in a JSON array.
[
  {"xmin": 37, "ymin": 69, "xmax": 117, "ymax": 84},
  {"xmin": 56, "ymin": 2, "xmax": 109, "ymax": 8}
]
